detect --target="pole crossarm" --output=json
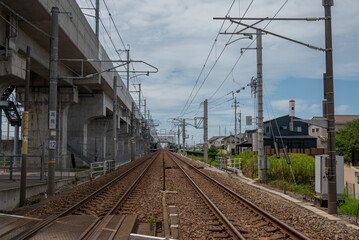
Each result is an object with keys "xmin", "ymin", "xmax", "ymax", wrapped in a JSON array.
[
  {"xmin": 215, "ymin": 18, "xmax": 326, "ymax": 52},
  {"xmin": 58, "ymin": 59, "xmax": 158, "ymax": 79}
]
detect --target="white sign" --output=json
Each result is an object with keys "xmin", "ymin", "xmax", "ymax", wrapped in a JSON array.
[
  {"xmin": 49, "ymin": 111, "xmax": 56, "ymax": 129},
  {"xmin": 49, "ymin": 140, "xmax": 56, "ymax": 149}
]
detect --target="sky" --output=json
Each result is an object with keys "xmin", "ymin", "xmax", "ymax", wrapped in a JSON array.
[{"xmin": 74, "ymin": 0, "xmax": 359, "ymax": 146}]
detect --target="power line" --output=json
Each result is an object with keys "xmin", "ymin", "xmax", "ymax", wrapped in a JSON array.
[
  {"xmin": 178, "ymin": 0, "xmax": 237, "ymax": 117},
  {"xmin": 207, "ymin": 0, "xmax": 290, "ymax": 101},
  {"xmin": 180, "ymin": 0, "xmax": 256, "ymax": 118}
]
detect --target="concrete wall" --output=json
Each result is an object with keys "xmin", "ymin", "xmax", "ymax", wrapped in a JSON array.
[{"xmin": 0, "ymin": 178, "xmax": 72, "ymax": 210}]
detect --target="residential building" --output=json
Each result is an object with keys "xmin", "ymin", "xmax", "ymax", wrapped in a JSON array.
[
  {"xmin": 309, "ymin": 115, "xmax": 359, "ymax": 150},
  {"xmin": 223, "ymin": 135, "xmax": 241, "ymax": 155},
  {"xmin": 263, "ymin": 115, "xmax": 317, "ymax": 152},
  {"xmin": 208, "ymin": 136, "xmax": 225, "ymax": 148}
]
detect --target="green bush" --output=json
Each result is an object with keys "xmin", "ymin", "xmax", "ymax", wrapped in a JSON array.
[
  {"xmin": 238, "ymin": 150, "xmax": 315, "ymax": 185},
  {"xmin": 208, "ymin": 145, "xmax": 219, "ymax": 160},
  {"xmin": 338, "ymin": 190, "xmax": 359, "ymax": 216},
  {"xmin": 266, "ymin": 153, "xmax": 315, "ymax": 185}
]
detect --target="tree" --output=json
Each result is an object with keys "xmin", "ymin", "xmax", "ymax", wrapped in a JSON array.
[
  {"xmin": 336, "ymin": 119, "xmax": 359, "ymax": 160},
  {"xmin": 208, "ymin": 145, "xmax": 219, "ymax": 160}
]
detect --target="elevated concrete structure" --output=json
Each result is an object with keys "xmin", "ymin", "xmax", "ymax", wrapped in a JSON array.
[{"xmin": 0, "ymin": 0, "xmax": 150, "ymax": 169}]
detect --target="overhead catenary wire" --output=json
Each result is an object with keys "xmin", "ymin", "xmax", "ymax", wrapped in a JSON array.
[
  {"xmin": 207, "ymin": 0, "xmax": 290, "ymax": 101},
  {"xmin": 178, "ymin": 0, "xmax": 237, "ymax": 117},
  {"xmin": 87, "ymin": 0, "xmax": 140, "ymax": 92},
  {"xmin": 180, "ymin": 0, "xmax": 256, "ymax": 118}
]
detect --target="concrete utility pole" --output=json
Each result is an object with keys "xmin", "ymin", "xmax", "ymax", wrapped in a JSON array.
[
  {"xmin": 95, "ymin": 0, "xmax": 100, "ymax": 39},
  {"xmin": 257, "ymin": 29, "xmax": 265, "ymax": 182},
  {"xmin": 182, "ymin": 119, "xmax": 186, "ymax": 154},
  {"xmin": 0, "ymin": 109, "xmax": 2, "ymax": 150},
  {"xmin": 177, "ymin": 126, "xmax": 180, "ymax": 154},
  {"xmin": 48, "ymin": 7, "xmax": 59, "ymax": 196},
  {"xmin": 19, "ymin": 46, "xmax": 30, "ymax": 206},
  {"xmin": 203, "ymin": 99, "xmax": 208, "ymax": 162},
  {"xmin": 239, "ymin": 111, "xmax": 242, "ymax": 153},
  {"xmin": 131, "ymin": 102, "xmax": 135, "ymax": 162},
  {"xmin": 113, "ymin": 76, "xmax": 118, "ymax": 162},
  {"xmin": 323, "ymin": 0, "xmax": 337, "ymax": 214},
  {"xmin": 126, "ymin": 49, "xmax": 130, "ymax": 93},
  {"xmin": 234, "ymin": 97, "xmax": 238, "ymax": 155},
  {"xmin": 138, "ymin": 83, "xmax": 141, "ymax": 115}
]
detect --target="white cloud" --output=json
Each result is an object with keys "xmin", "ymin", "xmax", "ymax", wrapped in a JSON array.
[
  {"xmin": 336, "ymin": 105, "xmax": 350, "ymax": 114},
  {"xmin": 76, "ymin": 0, "xmax": 359, "ymax": 143}
]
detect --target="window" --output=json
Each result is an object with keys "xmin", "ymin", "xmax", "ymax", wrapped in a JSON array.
[
  {"xmin": 316, "ymin": 128, "xmax": 319, "ymax": 132},
  {"xmin": 280, "ymin": 126, "xmax": 288, "ymax": 130},
  {"xmin": 295, "ymin": 126, "xmax": 302, "ymax": 132},
  {"xmin": 312, "ymin": 128, "xmax": 315, "ymax": 133},
  {"xmin": 266, "ymin": 126, "xmax": 270, "ymax": 133}
]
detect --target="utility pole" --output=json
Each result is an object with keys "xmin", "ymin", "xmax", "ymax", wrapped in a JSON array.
[
  {"xmin": 131, "ymin": 101, "xmax": 135, "ymax": 161},
  {"xmin": 177, "ymin": 126, "xmax": 180, "ymax": 154},
  {"xmin": 182, "ymin": 119, "xmax": 186, "ymax": 154},
  {"xmin": 203, "ymin": 99, "xmax": 208, "ymax": 162},
  {"xmin": 239, "ymin": 111, "xmax": 242, "ymax": 153},
  {"xmin": 20, "ymin": 46, "xmax": 30, "ymax": 206},
  {"xmin": 138, "ymin": 83, "xmax": 141, "ymax": 115},
  {"xmin": 126, "ymin": 48, "xmax": 130, "ymax": 93},
  {"xmin": 113, "ymin": 76, "xmax": 118, "ymax": 162},
  {"xmin": 257, "ymin": 29, "xmax": 265, "ymax": 182},
  {"xmin": 0, "ymin": 110, "xmax": 2, "ymax": 151},
  {"xmin": 48, "ymin": 7, "xmax": 59, "ymax": 196},
  {"xmin": 323, "ymin": 0, "xmax": 337, "ymax": 214},
  {"xmin": 234, "ymin": 97, "xmax": 238, "ymax": 155},
  {"xmin": 95, "ymin": 0, "xmax": 100, "ymax": 39}
]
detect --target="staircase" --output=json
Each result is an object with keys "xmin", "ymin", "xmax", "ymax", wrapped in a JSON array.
[
  {"xmin": 0, "ymin": 85, "xmax": 21, "ymax": 126},
  {"xmin": 67, "ymin": 144, "xmax": 93, "ymax": 165}
]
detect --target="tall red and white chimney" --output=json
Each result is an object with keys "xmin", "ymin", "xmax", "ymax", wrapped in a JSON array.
[{"xmin": 289, "ymin": 99, "xmax": 295, "ymax": 117}]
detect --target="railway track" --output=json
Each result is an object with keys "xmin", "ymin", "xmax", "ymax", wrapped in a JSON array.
[
  {"xmin": 7, "ymin": 151, "xmax": 160, "ymax": 240},
  {"xmin": 167, "ymin": 151, "xmax": 310, "ymax": 240}
]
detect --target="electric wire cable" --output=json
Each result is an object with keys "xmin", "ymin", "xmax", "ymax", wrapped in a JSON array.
[
  {"xmin": 207, "ymin": 0, "xmax": 290, "ymax": 101},
  {"xmin": 180, "ymin": 0, "xmax": 256, "ymax": 117}
]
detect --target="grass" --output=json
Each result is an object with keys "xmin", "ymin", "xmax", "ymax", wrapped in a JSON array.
[
  {"xmin": 149, "ymin": 216, "xmax": 154, "ymax": 235},
  {"xmin": 230, "ymin": 150, "xmax": 316, "ymax": 197},
  {"xmin": 338, "ymin": 191, "xmax": 359, "ymax": 217},
  {"xmin": 269, "ymin": 179, "xmax": 316, "ymax": 198}
]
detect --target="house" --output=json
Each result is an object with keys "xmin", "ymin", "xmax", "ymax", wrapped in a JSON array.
[
  {"xmin": 263, "ymin": 115, "xmax": 317, "ymax": 152},
  {"xmin": 243, "ymin": 99, "xmax": 318, "ymax": 154},
  {"xmin": 208, "ymin": 136, "xmax": 225, "ymax": 148},
  {"xmin": 242, "ymin": 129, "xmax": 257, "ymax": 151},
  {"xmin": 223, "ymin": 135, "xmax": 241, "ymax": 155},
  {"xmin": 309, "ymin": 115, "xmax": 359, "ymax": 150}
]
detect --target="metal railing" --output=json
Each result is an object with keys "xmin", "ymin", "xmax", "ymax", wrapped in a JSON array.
[
  {"xmin": 215, "ymin": 156, "xmax": 241, "ymax": 174},
  {"xmin": 0, "ymin": 153, "xmax": 44, "ymax": 180},
  {"xmin": 90, "ymin": 160, "xmax": 115, "ymax": 179}
]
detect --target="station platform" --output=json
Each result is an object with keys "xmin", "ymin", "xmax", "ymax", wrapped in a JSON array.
[{"xmin": 0, "ymin": 173, "xmax": 75, "ymax": 211}]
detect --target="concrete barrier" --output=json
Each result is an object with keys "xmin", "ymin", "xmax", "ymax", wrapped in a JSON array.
[{"xmin": 0, "ymin": 178, "xmax": 72, "ymax": 210}]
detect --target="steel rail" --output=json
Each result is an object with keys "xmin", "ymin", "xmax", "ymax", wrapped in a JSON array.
[
  {"xmin": 172, "ymin": 152, "xmax": 310, "ymax": 240},
  {"xmin": 12, "ymin": 152, "xmax": 159, "ymax": 240},
  {"xmin": 81, "ymin": 152, "xmax": 159, "ymax": 239},
  {"xmin": 168, "ymin": 153, "xmax": 245, "ymax": 240}
]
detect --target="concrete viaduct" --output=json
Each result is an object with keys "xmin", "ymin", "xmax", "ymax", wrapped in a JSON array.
[{"xmin": 0, "ymin": 0, "xmax": 153, "ymax": 168}]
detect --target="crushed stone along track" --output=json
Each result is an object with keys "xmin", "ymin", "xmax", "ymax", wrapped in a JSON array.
[
  {"xmin": 164, "ymin": 151, "xmax": 235, "ymax": 239},
  {"xmin": 26, "ymin": 153, "xmax": 156, "ymax": 217},
  {"xmin": 3, "ymin": 152, "xmax": 159, "ymax": 240},
  {"xmin": 184, "ymin": 154, "xmax": 359, "ymax": 240},
  {"xmin": 2, "ymin": 150, "xmax": 359, "ymax": 239},
  {"xmin": 168, "ymin": 151, "xmax": 310, "ymax": 240}
]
